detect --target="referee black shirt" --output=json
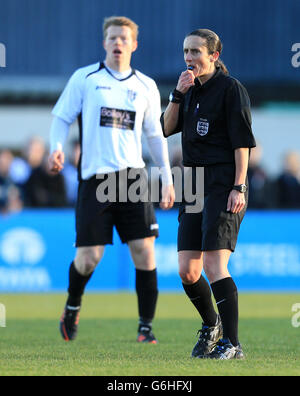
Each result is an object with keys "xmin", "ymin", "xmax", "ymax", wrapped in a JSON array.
[{"xmin": 162, "ymin": 67, "xmax": 256, "ymax": 166}]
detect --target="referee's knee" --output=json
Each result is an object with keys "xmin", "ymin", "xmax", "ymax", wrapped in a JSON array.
[
  {"xmin": 203, "ymin": 262, "xmax": 226, "ymax": 284},
  {"xmin": 179, "ymin": 269, "xmax": 200, "ymax": 285},
  {"xmin": 75, "ymin": 249, "xmax": 101, "ymax": 276}
]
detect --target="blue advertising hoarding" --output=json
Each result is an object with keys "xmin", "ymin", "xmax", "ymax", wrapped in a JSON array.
[{"xmin": 0, "ymin": 209, "xmax": 300, "ymax": 292}]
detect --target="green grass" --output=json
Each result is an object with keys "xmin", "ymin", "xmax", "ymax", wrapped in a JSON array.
[{"xmin": 0, "ymin": 293, "xmax": 300, "ymax": 376}]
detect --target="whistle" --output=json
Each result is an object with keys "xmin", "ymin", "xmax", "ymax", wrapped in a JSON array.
[{"xmin": 187, "ymin": 66, "xmax": 194, "ymax": 70}]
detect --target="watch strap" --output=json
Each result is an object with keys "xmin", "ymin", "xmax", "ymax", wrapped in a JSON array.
[
  {"xmin": 169, "ymin": 89, "xmax": 184, "ymax": 103},
  {"xmin": 233, "ymin": 184, "xmax": 247, "ymax": 193}
]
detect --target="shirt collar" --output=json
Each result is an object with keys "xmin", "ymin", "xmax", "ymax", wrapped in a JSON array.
[
  {"xmin": 194, "ymin": 66, "xmax": 223, "ymax": 90},
  {"xmin": 102, "ymin": 61, "xmax": 136, "ymax": 81}
]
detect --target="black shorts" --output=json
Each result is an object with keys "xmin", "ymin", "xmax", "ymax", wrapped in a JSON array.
[
  {"xmin": 75, "ymin": 169, "xmax": 159, "ymax": 247},
  {"xmin": 177, "ymin": 163, "xmax": 248, "ymax": 252}
]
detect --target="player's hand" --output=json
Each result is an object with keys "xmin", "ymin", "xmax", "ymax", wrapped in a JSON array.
[
  {"xmin": 48, "ymin": 150, "xmax": 65, "ymax": 174},
  {"xmin": 227, "ymin": 190, "xmax": 246, "ymax": 214},
  {"xmin": 160, "ymin": 185, "xmax": 175, "ymax": 210},
  {"xmin": 176, "ymin": 64, "xmax": 200, "ymax": 94}
]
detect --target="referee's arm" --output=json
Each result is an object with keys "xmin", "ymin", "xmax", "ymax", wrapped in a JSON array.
[
  {"xmin": 162, "ymin": 102, "xmax": 181, "ymax": 137},
  {"xmin": 226, "ymin": 148, "xmax": 249, "ymax": 214},
  {"xmin": 233, "ymin": 148, "xmax": 249, "ymax": 186},
  {"xmin": 162, "ymin": 68, "xmax": 196, "ymax": 137}
]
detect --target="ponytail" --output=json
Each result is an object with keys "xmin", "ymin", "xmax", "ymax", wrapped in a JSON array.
[{"xmin": 216, "ymin": 59, "xmax": 229, "ymax": 75}]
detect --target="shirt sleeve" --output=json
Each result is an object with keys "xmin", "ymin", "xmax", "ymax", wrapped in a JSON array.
[
  {"xmin": 52, "ymin": 69, "xmax": 84, "ymax": 124},
  {"xmin": 142, "ymin": 82, "xmax": 173, "ymax": 185},
  {"xmin": 225, "ymin": 80, "xmax": 256, "ymax": 150},
  {"xmin": 146, "ymin": 135, "xmax": 173, "ymax": 186},
  {"xmin": 142, "ymin": 82, "xmax": 165, "ymax": 139}
]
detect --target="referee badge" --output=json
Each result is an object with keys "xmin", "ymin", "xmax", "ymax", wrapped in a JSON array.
[
  {"xmin": 127, "ymin": 89, "xmax": 137, "ymax": 102},
  {"xmin": 196, "ymin": 118, "xmax": 209, "ymax": 136}
]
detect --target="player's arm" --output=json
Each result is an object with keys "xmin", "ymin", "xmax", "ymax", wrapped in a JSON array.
[
  {"xmin": 48, "ymin": 116, "xmax": 71, "ymax": 174},
  {"xmin": 49, "ymin": 68, "xmax": 84, "ymax": 173},
  {"xmin": 143, "ymin": 83, "xmax": 175, "ymax": 210},
  {"xmin": 146, "ymin": 135, "xmax": 175, "ymax": 210}
]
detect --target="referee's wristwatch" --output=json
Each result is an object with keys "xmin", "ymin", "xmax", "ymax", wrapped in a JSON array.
[
  {"xmin": 233, "ymin": 184, "xmax": 247, "ymax": 193},
  {"xmin": 169, "ymin": 89, "xmax": 184, "ymax": 104}
]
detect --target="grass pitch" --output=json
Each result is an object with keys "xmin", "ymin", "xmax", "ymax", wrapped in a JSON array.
[{"xmin": 0, "ymin": 293, "xmax": 299, "ymax": 376}]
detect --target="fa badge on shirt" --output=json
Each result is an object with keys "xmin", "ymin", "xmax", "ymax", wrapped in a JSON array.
[
  {"xmin": 127, "ymin": 89, "xmax": 137, "ymax": 102},
  {"xmin": 196, "ymin": 118, "xmax": 209, "ymax": 136}
]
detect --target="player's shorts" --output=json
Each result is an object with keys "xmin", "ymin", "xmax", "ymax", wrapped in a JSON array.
[
  {"xmin": 177, "ymin": 163, "xmax": 248, "ymax": 252},
  {"xmin": 75, "ymin": 168, "xmax": 159, "ymax": 247}
]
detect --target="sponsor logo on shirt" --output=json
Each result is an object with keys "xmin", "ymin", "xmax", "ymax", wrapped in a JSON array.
[
  {"xmin": 100, "ymin": 107, "xmax": 136, "ymax": 130},
  {"xmin": 96, "ymin": 86, "xmax": 111, "ymax": 90},
  {"xmin": 196, "ymin": 118, "xmax": 209, "ymax": 136}
]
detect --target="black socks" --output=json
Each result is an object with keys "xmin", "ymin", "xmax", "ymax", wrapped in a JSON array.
[
  {"xmin": 182, "ymin": 276, "xmax": 218, "ymax": 327},
  {"xmin": 66, "ymin": 264, "xmax": 158, "ymax": 329},
  {"xmin": 211, "ymin": 277, "xmax": 239, "ymax": 347},
  {"xmin": 136, "ymin": 268, "xmax": 158, "ymax": 327},
  {"xmin": 67, "ymin": 262, "xmax": 94, "ymax": 308},
  {"xmin": 66, "ymin": 262, "xmax": 239, "ymax": 346},
  {"xmin": 183, "ymin": 275, "xmax": 240, "ymax": 347}
]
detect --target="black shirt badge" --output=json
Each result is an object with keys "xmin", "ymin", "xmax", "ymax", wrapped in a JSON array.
[{"xmin": 196, "ymin": 118, "xmax": 209, "ymax": 136}]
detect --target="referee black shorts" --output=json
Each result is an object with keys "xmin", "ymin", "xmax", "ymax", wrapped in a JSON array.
[
  {"xmin": 75, "ymin": 169, "xmax": 159, "ymax": 247},
  {"xmin": 177, "ymin": 163, "xmax": 248, "ymax": 252}
]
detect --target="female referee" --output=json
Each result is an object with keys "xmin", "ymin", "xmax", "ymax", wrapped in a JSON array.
[{"xmin": 161, "ymin": 29, "xmax": 256, "ymax": 360}]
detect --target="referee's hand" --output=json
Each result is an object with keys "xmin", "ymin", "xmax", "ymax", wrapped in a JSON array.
[
  {"xmin": 48, "ymin": 150, "xmax": 65, "ymax": 174},
  {"xmin": 160, "ymin": 185, "xmax": 175, "ymax": 210},
  {"xmin": 176, "ymin": 64, "xmax": 200, "ymax": 94},
  {"xmin": 227, "ymin": 190, "xmax": 246, "ymax": 214}
]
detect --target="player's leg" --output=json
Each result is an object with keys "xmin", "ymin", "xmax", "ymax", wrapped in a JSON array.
[
  {"xmin": 128, "ymin": 236, "xmax": 158, "ymax": 344},
  {"xmin": 178, "ymin": 250, "xmax": 222, "ymax": 357},
  {"xmin": 69, "ymin": 245, "xmax": 105, "ymax": 306},
  {"xmin": 60, "ymin": 246, "xmax": 104, "ymax": 341},
  {"xmin": 60, "ymin": 176, "xmax": 115, "ymax": 341},
  {"xmin": 114, "ymin": 178, "xmax": 160, "ymax": 343},
  {"xmin": 203, "ymin": 249, "xmax": 244, "ymax": 359}
]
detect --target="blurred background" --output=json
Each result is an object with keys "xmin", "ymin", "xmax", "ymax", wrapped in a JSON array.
[{"xmin": 0, "ymin": 0, "xmax": 300, "ymax": 293}]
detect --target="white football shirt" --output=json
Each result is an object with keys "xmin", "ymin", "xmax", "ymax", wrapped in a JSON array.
[{"xmin": 52, "ymin": 62, "xmax": 167, "ymax": 180}]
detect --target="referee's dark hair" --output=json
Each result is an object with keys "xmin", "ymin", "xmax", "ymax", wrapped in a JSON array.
[{"xmin": 186, "ymin": 29, "xmax": 229, "ymax": 75}]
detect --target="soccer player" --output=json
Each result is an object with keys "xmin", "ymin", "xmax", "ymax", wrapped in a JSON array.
[
  {"xmin": 49, "ymin": 16, "xmax": 175, "ymax": 344},
  {"xmin": 162, "ymin": 29, "xmax": 256, "ymax": 359}
]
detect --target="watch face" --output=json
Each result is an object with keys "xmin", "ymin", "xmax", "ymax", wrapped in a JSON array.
[
  {"xmin": 234, "ymin": 184, "xmax": 247, "ymax": 193},
  {"xmin": 169, "ymin": 93, "xmax": 173, "ymax": 102}
]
